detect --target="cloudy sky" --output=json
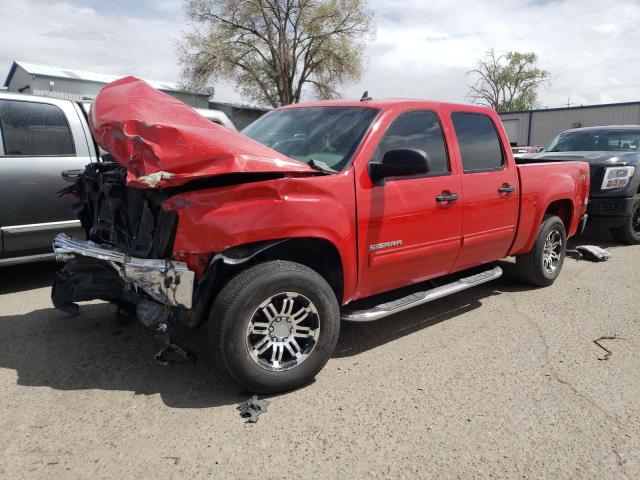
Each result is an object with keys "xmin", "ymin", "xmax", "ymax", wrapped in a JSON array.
[{"xmin": 0, "ymin": 0, "xmax": 638, "ymax": 108}]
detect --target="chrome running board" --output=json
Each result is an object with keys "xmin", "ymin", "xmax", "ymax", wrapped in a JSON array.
[{"xmin": 341, "ymin": 266, "xmax": 503, "ymax": 322}]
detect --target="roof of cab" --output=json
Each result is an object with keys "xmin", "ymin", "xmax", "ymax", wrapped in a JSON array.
[{"xmin": 279, "ymin": 98, "xmax": 493, "ymax": 112}]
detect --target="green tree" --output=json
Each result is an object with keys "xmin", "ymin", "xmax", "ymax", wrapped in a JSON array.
[
  {"xmin": 467, "ymin": 49, "xmax": 550, "ymax": 111},
  {"xmin": 178, "ymin": 0, "xmax": 374, "ymax": 107}
]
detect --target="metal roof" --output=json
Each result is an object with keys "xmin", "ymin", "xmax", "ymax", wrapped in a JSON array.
[
  {"xmin": 499, "ymin": 100, "xmax": 640, "ymax": 115},
  {"xmin": 3, "ymin": 60, "xmax": 205, "ymax": 95}
]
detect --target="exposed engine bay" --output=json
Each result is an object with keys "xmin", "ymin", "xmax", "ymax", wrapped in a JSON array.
[
  {"xmin": 74, "ymin": 162, "xmax": 178, "ymax": 258},
  {"xmin": 52, "ymin": 161, "xmax": 188, "ymax": 315}
]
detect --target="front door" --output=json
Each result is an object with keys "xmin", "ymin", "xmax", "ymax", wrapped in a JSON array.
[
  {"xmin": 356, "ymin": 109, "xmax": 463, "ymax": 299},
  {"xmin": 0, "ymin": 99, "xmax": 90, "ymax": 256},
  {"xmin": 449, "ymin": 111, "xmax": 519, "ymax": 271}
]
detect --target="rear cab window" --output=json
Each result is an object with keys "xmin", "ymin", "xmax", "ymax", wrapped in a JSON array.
[
  {"xmin": 375, "ymin": 110, "xmax": 450, "ymax": 176},
  {"xmin": 451, "ymin": 112, "xmax": 504, "ymax": 173},
  {"xmin": 0, "ymin": 99, "xmax": 75, "ymax": 156}
]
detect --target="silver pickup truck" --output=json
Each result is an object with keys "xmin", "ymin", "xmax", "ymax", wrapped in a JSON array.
[{"xmin": 0, "ymin": 91, "xmax": 235, "ymax": 266}]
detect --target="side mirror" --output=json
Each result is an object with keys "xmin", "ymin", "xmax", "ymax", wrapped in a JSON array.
[{"xmin": 369, "ymin": 148, "xmax": 431, "ymax": 185}]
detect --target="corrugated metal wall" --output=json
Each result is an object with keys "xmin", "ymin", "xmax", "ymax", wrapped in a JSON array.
[
  {"xmin": 7, "ymin": 66, "xmax": 210, "ymax": 108},
  {"xmin": 32, "ymin": 76, "xmax": 102, "ymax": 100},
  {"xmin": 499, "ymin": 112, "xmax": 530, "ymax": 146},
  {"xmin": 529, "ymin": 104, "xmax": 640, "ymax": 145},
  {"xmin": 6, "ymin": 67, "xmax": 32, "ymax": 93},
  {"xmin": 500, "ymin": 103, "xmax": 640, "ymax": 146}
]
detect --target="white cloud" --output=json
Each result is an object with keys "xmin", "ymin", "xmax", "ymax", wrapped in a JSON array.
[
  {"xmin": 343, "ymin": 0, "xmax": 640, "ymax": 107},
  {"xmin": 1, "ymin": 0, "xmax": 639, "ymax": 108},
  {"xmin": 0, "ymin": 0, "xmax": 242, "ymax": 102},
  {"xmin": 592, "ymin": 23, "xmax": 618, "ymax": 35}
]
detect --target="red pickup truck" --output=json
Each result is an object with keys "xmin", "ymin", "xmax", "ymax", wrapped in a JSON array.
[{"xmin": 52, "ymin": 78, "xmax": 589, "ymax": 393}]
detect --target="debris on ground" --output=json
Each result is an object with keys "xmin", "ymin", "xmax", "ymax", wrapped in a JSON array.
[
  {"xmin": 566, "ymin": 250, "xmax": 583, "ymax": 260},
  {"xmin": 593, "ymin": 335, "xmax": 626, "ymax": 360},
  {"xmin": 575, "ymin": 245, "xmax": 610, "ymax": 262},
  {"xmin": 237, "ymin": 396, "xmax": 270, "ymax": 423}
]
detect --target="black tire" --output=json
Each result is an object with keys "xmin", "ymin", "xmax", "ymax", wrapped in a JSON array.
[
  {"xmin": 515, "ymin": 215, "xmax": 567, "ymax": 287},
  {"xmin": 208, "ymin": 260, "xmax": 340, "ymax": 394},
  {"xmin": 609, "ymin": 195, "xmax": 640, "ymax": 244}
]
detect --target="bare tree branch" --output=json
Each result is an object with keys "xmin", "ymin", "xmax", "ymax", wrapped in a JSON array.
[
  {"xmin": 466, "ymin": 49, "xmax": 550, "ymax": 112},
  {"xmin": 178, "ymin": 0, "xmax": 374, "ymax": 106}
]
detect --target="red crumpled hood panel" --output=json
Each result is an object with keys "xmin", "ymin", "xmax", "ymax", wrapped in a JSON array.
[{"xmin": 89, "ymin": 76, "xmax": 314, "ymax": 188}]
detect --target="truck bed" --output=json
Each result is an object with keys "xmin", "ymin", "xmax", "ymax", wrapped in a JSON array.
[{"xmin": 510, "ymin": 161, "xmax": 590, "ymax": 256}]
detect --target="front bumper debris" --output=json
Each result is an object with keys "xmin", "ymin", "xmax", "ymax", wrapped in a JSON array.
[
  {"xmin": 578, "ymin": 214, "xmax": 589, "ymax": 235},
  {"xmin": 53, "ymin": 233, "xmax": 194, "ymax": 308}
]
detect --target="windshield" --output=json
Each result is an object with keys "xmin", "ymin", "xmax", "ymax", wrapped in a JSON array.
[
  {"xmin": 242, "ymin": 106, "xmax": 380, "ymax": 171},
  {"xmin": 546, "ymin": 129, "xmax": 640, "ymax": 152}
]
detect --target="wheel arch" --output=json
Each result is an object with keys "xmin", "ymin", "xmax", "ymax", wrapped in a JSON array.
[
  {"xmin": 189, "ymin": 237, "xmax": 345, "ymax": 328},
  {"xmin": 510, "ymin": 193, "xmax": 578, "ymax": 256},
  {"xmin": 544, "ymin": 199, "xmax": 573, "ymax": 231}
]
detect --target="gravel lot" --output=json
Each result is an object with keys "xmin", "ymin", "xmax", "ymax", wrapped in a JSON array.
[{"xmin": 1, "ymin": 226, "xmax": 638, "ymax": 479}]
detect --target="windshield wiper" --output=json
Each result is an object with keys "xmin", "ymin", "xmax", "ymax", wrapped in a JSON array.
[{"xmin": 307, "ymin": 159, "xmax": 339, "ymax": 174}]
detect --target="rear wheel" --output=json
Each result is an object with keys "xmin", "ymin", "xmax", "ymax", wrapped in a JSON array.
[
  {"xmin": 609, "ymin": 195, "xmax": 640, "ymax": 244},
  {"xmin": 208, "ymin": 260, "xmax": 340, "ymax": 394},
  {"xmin": 515, "ymin": 215, "xmax": 566, "ymax": 287}
]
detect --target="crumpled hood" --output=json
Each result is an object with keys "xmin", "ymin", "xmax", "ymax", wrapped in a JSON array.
[{"xmin": 89, "ymin": 76, "xmax": 314, "ymax": 188}]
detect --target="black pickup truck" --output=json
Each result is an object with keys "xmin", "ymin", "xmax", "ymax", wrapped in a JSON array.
[{"xmin": 518, "ymin": 125, "xmax": 640, "ymax": 243}]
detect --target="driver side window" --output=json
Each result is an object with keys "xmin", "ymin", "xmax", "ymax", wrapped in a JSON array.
[{"xmin": 376, "ymin": 110, "xmax": 449, "ymax": 175}]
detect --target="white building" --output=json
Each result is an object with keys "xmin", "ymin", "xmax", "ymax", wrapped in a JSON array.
[{"xmin": 3, "ymin": 60, "xmax": 212, "ymax": 108}]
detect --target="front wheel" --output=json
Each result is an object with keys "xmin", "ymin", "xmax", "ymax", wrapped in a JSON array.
[
  {"xmin": 610, "ymin": 195, "xmax": 640, "ymax": 244},
  {"xmin": 208, "ymin": 260, "xmax": 340, "ymax": 394},
  {"xmin": 515, "ymin": 215, "xmax": 567, "ymax": 287}
]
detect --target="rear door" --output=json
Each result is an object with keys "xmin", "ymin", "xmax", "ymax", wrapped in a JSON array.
[
  {"xmin": 449, "ymin": 111, "xmax": 519, "ymax": 271},
  {"xmin": 356, "ymin": 108, "xmax": 463, "ymax": 298},
  {"xmin": 0, "ymin": 98, "xmax": 92, "ymax": 256}
]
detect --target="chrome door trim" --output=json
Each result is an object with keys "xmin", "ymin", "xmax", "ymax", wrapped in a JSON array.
[
  {"xmin": 0, "ymin": 219, "xmax": 81, "ymax": 234},
  {"xmin": 0, "ymin": 252, "xmax": 56, "ymax": 266}
]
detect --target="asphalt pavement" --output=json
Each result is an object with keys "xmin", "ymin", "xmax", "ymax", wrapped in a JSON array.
[{"xmin": 0, "ymin": 226, "xmax": 638, "ymax": 479}]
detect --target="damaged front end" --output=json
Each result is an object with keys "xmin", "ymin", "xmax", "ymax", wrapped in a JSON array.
[
  {"xmin": 51, "ymin": 161, "xmax": 193, "ymax": 329},
  {"xmin": 51, "ymin": 76, "xmax": 319, "ymax": 362},
  {"xmin": 51, "ymin": 160, "xmax": 201, "ymax": 363},
  {"xmin": 52, "ymin": 233, "xmax": 194, "ymax": 312}
]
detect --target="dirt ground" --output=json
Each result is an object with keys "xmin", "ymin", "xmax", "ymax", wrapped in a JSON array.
[{"xmin": 1, "ymin": 226, "xmax": 638, "ymax": 479}]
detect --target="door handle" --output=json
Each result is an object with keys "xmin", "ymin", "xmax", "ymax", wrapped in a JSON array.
[
  {"xmin": 436, "ymin": 192, "xmax": 460, "ymax": 203},
  {"xmin": 498, "ymin": 184, "xmax": 516, "ymax": 193}
]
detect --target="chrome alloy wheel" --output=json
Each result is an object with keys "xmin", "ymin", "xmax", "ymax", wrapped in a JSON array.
[
  {"xmin": 246, "ymin": 292, "xmax": 320, "ymax": 371},
  {"xmin": 542, "ymin": 229, "xmax": 563, "ymax": 273}
]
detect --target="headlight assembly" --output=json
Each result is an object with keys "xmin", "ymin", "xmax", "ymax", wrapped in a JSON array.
[{"xmin": 601, "ymin": 166, "xmax": 635, "ymax": 190}]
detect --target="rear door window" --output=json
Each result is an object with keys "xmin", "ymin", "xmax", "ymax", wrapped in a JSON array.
[
  {"xmin": 0, "ymin": 100, "xmax": 75, "ymax": 156},
  {"xmin": 451, "ymin": 112, "xmax": 503, "ymax": 173}
]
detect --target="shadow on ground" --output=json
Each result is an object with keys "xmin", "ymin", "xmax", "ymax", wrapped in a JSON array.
[
  {"xmin": 0, "ymin": 302, "xmax": 245, "ymax": 409},
  {"xmin": 0, "ymin": 224, "xmax": 623, "ymax": 407},
  {"xmin": 569, "ymin": 223, "xmax": 626, "ymax": 249},
  {"xmin": 0, "ymin": 261, "xmax": 58, "ymax": 294}
]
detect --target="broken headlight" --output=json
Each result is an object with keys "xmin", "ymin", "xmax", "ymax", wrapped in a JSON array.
[{"xmin": 601, "ymin": 166, "xmax": 635, "ymax": 190}]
